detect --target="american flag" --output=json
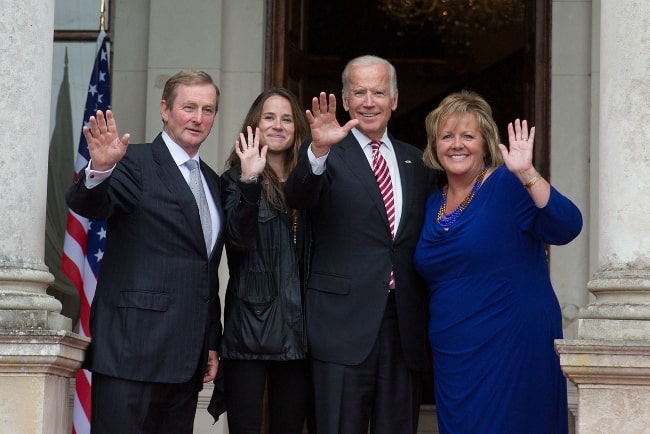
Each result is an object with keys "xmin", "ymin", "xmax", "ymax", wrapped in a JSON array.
[{"xmin": 61, "ymin": 30, "xmax": 110, "ymax": 434}]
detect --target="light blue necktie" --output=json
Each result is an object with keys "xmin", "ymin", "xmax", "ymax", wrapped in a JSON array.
[{"xmin": 185, "ymin": 159, "xmax": 212, "ymax": 253}]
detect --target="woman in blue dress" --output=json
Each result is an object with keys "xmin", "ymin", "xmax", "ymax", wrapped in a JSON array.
[{"xmin": 414, "ymin": 90, "xmax": 582, "ymax": 434}]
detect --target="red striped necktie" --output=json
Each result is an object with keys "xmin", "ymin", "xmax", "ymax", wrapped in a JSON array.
[{"xmin": 370, "ymin": 141, "xmax": 396, "ymax": 289}]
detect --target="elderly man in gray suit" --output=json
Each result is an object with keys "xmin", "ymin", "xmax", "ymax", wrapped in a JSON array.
[{"xmin": 66, "ymin": 70, "xmax": 224, "ymax": 434}]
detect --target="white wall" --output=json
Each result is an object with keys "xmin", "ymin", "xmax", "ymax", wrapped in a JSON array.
[{"xmin": 550, "ymin": 0, "xmax": 595, "ymax": 340}]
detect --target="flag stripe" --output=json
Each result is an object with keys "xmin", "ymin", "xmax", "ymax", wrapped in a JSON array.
[
  {"xmin": 75, "ymin": 369, "xmax": 92, "ymax": 416},
  {"xmin": 62, "ymin": 31, "xmax": 110, "ymax": 434},
  {"xmin": 64, "ymin": 212, "xmax": 90, "ymax": 255},
  {"xmin": 61, "ymin": 253, "xmax": 83, "ymax": 295}
]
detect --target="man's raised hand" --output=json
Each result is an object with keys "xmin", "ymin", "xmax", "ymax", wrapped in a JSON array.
[{"xmin": 84, "ymin": 109, "xmax": 130, "ymax": 171}]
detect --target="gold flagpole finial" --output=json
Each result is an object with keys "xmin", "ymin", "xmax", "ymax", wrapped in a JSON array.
[{"xmin": 100, "ymin": 0, "xmax": 106, "ymax": 31}]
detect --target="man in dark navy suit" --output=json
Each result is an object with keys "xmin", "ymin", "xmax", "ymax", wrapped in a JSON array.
[
  {"xmin": 285, "ymin": 55, "xmax": 437, "ymax": 434},
  {"xmin": 66, "ymin": 70, "xmax": 224, "ymax": 434}
]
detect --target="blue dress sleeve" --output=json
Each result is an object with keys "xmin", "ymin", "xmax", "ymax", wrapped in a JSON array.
[
  {"xmin": 533, "ymin": 186, "xmax": 583, "ymax": 245},
  {"xmin": 505, "ymin": 169, "xmax": 583, "ymax": 245}
]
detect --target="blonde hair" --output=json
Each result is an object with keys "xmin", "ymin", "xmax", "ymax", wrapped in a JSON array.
[{"xmin": 423, "ymin": 90, "xmax": 503, "ymax": 171}]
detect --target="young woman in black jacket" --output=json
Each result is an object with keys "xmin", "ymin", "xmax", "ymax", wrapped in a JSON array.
[{"xmin": 218, "ymin": 88, "xmax": 313, "ymax": 434}]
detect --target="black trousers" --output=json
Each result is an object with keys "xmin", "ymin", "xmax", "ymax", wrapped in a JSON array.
[
  {"xmin": 223, "ymin": 358, "xmax": 314, "ymax": 434},
  {"xmin": 312, "ymin": 293, "xmax": 422, "ymax": 434},
  {"xmin": 90, "ymin": 372, "xmax": 201, "ymax": 434}
]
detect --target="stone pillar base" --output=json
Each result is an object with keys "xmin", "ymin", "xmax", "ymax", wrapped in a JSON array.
[
  {"xmin": 0, "ymin": 330, "xmax": 89, "ymax": 434},
  {"xmin": 0, "ymin": 310, "xmax": 71, "ymax": 332},
  {"xmin": 0, "ymin": 267, "xmax": 70, "ymax": 331},
  {"xmin": 556, "ymin": 339, "xmax": 650, "ymax": 433}
]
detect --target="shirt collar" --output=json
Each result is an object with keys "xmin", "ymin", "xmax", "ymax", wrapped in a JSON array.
[
  {"xmin": 351, "ymin": 128, "xmax": 393, "ymax": 151},
  {"xmin": 162, "ymin": 131, "xmax": 201, "ymax": 166}
]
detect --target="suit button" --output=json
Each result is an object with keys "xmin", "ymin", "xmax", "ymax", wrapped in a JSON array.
[{"xmin": 203, "ymin": 297, "xmax": 210, "ymax": 303}]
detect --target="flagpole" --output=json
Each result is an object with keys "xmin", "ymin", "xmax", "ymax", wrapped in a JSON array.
[{"xmin": 100, "ymin": 0, "xmax": 105, "ymax": 31}]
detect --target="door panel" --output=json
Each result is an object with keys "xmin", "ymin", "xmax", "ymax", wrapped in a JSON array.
[{"xmin": 265, "ymin": 0, "xmax": 308, "ymax": 102}]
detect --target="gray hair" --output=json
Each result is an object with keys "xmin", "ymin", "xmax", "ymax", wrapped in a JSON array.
[{"xmin": 341, "ymin": 55, "xmax": 397, "ymax": 97}]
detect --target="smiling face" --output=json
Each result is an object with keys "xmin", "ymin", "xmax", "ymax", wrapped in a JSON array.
[
  {"xmin": 160, "ymin": 83, "xmax": 218, "ymax": 157},
  {"xmin": 342, "ymin": 63, "xmax": 398, "ymax": 141},
  {"xmin": 436, "ymin": 112, "xmax": 487, "ymax": 182},
  {"xmin": 257, "ymin": 95, "xmax": 295, "ymax": 154}
]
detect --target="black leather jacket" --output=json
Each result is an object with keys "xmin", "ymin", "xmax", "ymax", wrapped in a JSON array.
[{"xmin": 219, "ymin": 168, "xmax": 310, "ymax": 360}]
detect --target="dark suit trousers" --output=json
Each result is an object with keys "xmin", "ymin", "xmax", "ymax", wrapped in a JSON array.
[
  {"xmin": 90, "ymin": 372, "xmax": 202, "ymax": 434},
  {"xmin": 312, "ymin": 292, "xmax": 422, "ymax": 434}
]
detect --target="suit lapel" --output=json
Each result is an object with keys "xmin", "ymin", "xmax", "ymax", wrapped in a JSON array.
[
  {"xmin": 151, "ymin": 135, "xmax": 205, "ymax": 253},
  {"xmin": 335, "ymin": 134, "xmax": 393, "ymax": 233},
  {"xmin": 392, "ymin": 139, "xmax": 415, "ymax": 239},
  {"xmin": 335, "ymin": 134, "xmax": 417, "ymax": 239}
]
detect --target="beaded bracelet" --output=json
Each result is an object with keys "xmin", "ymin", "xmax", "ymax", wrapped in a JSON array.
[{"xmin": 523, "ymin": 172, "xmax": 541, "ymax": 188}]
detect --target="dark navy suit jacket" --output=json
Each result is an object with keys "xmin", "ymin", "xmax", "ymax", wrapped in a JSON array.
[
  {"xmin": 66, "ymin": 133, "xmax": 224, "ymax": 383},
  {"xmin": 284, "ymin": 132, "xmax": 436, "ymax": 371}
]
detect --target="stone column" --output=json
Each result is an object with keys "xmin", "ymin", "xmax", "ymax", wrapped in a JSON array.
[
  {"xmin": 0, "ymin": 1, "xmax": 88, "ymax": 433},
  {"xmin": 556, "ymin": 1, "xmax": 650, "ymax": 432}
]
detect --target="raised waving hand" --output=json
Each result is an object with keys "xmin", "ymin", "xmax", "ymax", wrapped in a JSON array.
[
  {"xmin": 498, "ymin": 118, "xmax": 535, "ymax": 174},
  {"xmin": 498, "ymin": 118, "xmax": 550, "ymax": 207},
  {"xmin": 307, "ymin": 92, "xmax": 359, "ymax": 157},
  {"xmin": 235, "ymin": 126, "xmax": 267, "ymax": 180},
  {"xmin": 83, "ymin": 109, "xmax": 130, "ymax": 171}
]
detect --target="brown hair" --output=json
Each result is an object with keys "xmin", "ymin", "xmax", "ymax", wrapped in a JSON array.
[
  {"xmin": 161, "ymin": 70, "xmax": 220, "ymax": 111},
  {"xmin": 226, "ymin": 87, "xmax": 308, "ymax": 211},
  {"xmin": 423, "ymin": 90, "xmax": 503, "ymax": 171}
]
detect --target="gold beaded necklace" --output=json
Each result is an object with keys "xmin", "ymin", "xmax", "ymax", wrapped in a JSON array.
[{"xmin": 436, "ymin": 166, "xmax": 488, "ymax": 229}]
